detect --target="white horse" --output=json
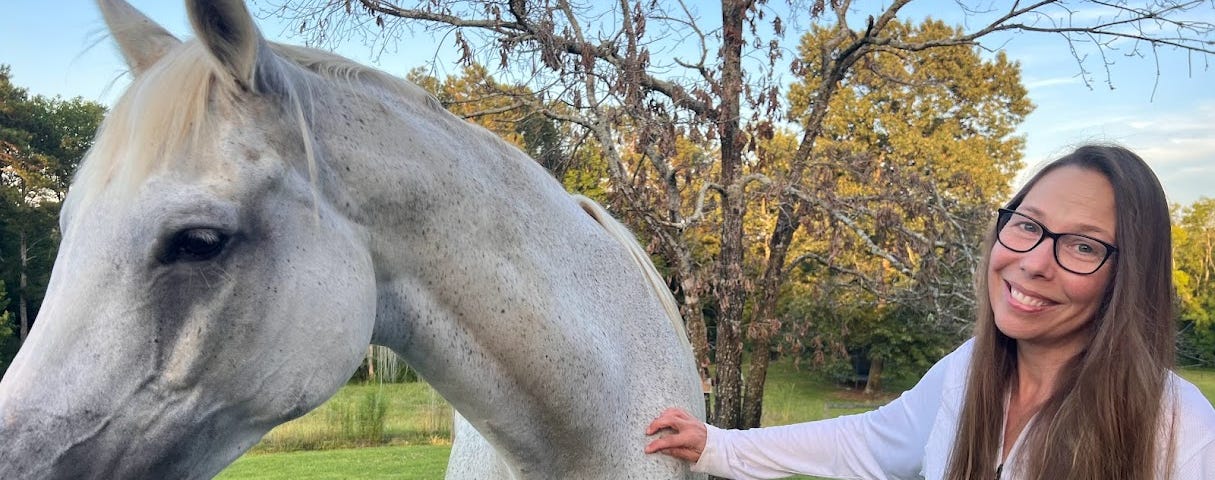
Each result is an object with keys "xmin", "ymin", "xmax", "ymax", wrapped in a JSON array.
[{"xmin": 0, "ymin": 0, "xmax": 705, "ymax": 478}]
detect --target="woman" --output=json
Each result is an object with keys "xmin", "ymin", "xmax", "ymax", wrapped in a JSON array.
[{"xmin": 645, "ymin": 145, "xmax": 1215, "ymax": 479}]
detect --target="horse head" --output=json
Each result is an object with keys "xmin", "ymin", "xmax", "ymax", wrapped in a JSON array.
[{"xmin": 0, "ymin": 1, "xmax": 377, "ymax": 477}]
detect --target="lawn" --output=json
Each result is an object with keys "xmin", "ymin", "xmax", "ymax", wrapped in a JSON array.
[
  {"xmin": 216, "ymin": 445, "xmax": 449, "ymax": 479},
  {"xmin": 218, "ymin": 363, "xmax": 1215, "ymax": 479}
]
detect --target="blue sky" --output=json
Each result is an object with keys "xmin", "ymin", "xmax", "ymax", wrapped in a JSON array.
[{"xmin": 2, "ymin": 1, "xmax": 1212, "ymax": 206}]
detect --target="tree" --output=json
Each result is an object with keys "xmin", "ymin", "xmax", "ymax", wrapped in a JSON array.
[
  {"xmin": 1175, "ymin": 197, "xmax": 1215, "ymax": 366},
  {"xmin": 270, "ymin": 0, "xmax": 1215, "ymax": 430},
  {"xmin": 0, "ymin": 279, "xmax": 13, "ymax": 374},
  {"xmin": 0, "ymin": 65, "xmax": 105, "ymax": 343},
  {"xmin": 765, "ymin": 18, "xmax": 1030, "ymax": 399}
]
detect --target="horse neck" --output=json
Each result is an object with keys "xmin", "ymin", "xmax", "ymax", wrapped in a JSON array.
[{"xmin": 315, "ymin": 87, "xmax": 702, "ymax": 474}]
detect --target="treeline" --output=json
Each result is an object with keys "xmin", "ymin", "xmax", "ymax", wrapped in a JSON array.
[{"xmin": 0, "ymin": 65, "xmax": 106, "ymax": 371}]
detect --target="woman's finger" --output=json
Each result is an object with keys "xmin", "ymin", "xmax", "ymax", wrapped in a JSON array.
[
  {"xmin": 646, "ymin": 407, "xmax": 691, "ymax": 434},
  {"xmin": 644, "ymin": 434, "xmax": 684, "ymax": 454},
  {"xmin": 662, "ymin": 447, "xmax": 702, "ymax": 463}
]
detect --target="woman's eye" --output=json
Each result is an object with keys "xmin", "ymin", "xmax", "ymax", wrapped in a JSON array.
[
  {"xmin": 1015, "ymin": 220, "xmax": 1040, "ymax": 234},
  {"xmin": 1061, "ymin": 236, "xmax": 1103, "ymax": 258},
  {"xmin": 160, "ymin": 228, "xmax": 229, "ymax": 264},
  {"xmin": 1070, "ymin": 241, "xmax": 1100, "ymax": 257}
]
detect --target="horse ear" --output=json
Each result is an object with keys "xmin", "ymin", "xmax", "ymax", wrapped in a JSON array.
[
  {"xmin": 186, "ymin": 0, "xmax": 274, "ymax": 91},
  {"xmin": 98, "ymin": 0, "xmax": 182, "ymax": 75}
]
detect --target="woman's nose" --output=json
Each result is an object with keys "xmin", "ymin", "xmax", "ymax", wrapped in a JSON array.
[{"xmin": 1018, "ymin": 237, "xmax": 1058, "ymax": 278}]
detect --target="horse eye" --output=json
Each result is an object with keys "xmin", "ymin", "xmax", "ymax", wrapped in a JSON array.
[{"xmin": 161, "ymin": 228, "xmax": 229, "ymax": 264}]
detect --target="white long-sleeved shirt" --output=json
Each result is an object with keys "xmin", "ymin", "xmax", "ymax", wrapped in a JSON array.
[{"xmin": 692, "ymin": 339, "xmax": 1215, "ymax": 479}]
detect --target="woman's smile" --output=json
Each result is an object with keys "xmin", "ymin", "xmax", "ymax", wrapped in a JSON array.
[{"xmin": 1005, "ymin": 281, "xmax": 1055, "ymax": 310}]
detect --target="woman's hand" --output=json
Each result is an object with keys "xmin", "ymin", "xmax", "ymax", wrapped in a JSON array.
[{"xmin": 644, "ymin": 407, "xmax": 708, "ymax": 463}]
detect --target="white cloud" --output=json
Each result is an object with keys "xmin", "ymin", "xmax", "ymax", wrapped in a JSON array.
[{"xmin": 1024, "ymin": 76, "xmax": 1082, "ymax": 90}]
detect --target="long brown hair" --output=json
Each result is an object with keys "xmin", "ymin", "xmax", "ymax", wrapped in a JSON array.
[{"xmin": 945, "ymin": 145, "xmax": 1176, "ymax": 480}]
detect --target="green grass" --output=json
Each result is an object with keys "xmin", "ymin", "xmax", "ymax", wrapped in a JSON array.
[
  {"xmin": 216, "ymin": 445, "xmax": 450, "ymax": 479},
  {"xmin": 761, "ymin": 358, "xmax": 904, "ymax": 426},
  {"xmin": 218, "ymin": 363, "xmax": 1215, "ymax": 479}
]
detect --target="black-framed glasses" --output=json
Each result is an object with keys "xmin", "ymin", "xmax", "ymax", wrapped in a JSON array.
[{"xmin": 995, "ymin": 208, "xmax": 1117, "ymax": 275}]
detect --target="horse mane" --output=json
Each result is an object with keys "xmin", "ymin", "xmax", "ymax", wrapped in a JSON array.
[
  {"xmin": 573, "ymin": 196, "xmax": 694, "ymax": 355},
  {"xmin": 71, "ymin": 37, "xmax": 441, "ymax": 209}
]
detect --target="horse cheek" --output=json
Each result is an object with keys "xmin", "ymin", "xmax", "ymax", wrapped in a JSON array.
[{"xmin": 261, "ymin": 222, "xmax": 375, "ymax": 421}]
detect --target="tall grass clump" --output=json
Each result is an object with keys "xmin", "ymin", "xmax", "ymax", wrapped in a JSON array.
[
  {"xmin": 332, "ymin": 388, "xmax": 387, "ymax": 445},
  {"xmin": 255, "ymin": 387, "xmax": 390, "ymax": 452}
]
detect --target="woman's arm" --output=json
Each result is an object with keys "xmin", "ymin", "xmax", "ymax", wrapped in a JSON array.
[{"xmin": 646, "ymin": 341, "xmax": 972, "ymax": 480}]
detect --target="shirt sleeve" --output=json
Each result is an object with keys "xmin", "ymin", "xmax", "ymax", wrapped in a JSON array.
[
  {"xmin": 691, "ymin": 348, "xmax": 960, "ymax": 480},
  {"xmin": 1170, "ymin": 375, "xmax": 1215, "ymax": 480}
]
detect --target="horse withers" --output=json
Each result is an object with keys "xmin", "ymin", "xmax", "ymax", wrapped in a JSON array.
[{"xmin": 0, "ymin": 0, "xmax": 705, "ymax": 478}]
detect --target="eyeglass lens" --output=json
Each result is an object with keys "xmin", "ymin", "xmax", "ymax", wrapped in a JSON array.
[{"xmin": 997, "ymin": 211, "xmax": 1110, "ymax": 274}]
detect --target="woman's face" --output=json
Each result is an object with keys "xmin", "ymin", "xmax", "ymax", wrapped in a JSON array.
[{"xmin": 988, "ymin": 165, "xmax": 1117, "ymax": 357}]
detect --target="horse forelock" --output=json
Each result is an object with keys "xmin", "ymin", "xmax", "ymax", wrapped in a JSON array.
[{"xmin": 73, "ymin": 41, "xmax": 217, "ymax": 203}]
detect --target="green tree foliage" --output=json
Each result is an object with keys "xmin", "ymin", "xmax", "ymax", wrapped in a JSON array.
[
  {"xmin": 0, "ymin": 65, "xmax": 105, "ymax": 354},
  {"xmin": 790, "ymin": 20, "xmax": 1030, "ymax": 205},
  {"xmin": 1174, "ymin": 197, "xmax": 1215, "ymax": 366},
  {"xmin": 776, "ymin": 19, "xmax": 1030, "ymax": 391}
]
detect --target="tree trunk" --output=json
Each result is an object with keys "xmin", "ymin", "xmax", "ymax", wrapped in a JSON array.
[
  {"xmin": 18, "ymin": 229, "xmax": 29, "ymax": 341},
  {"xmin": 740, "ymin": 345, "xmax": 770, "ymax": 428},
  {"xmin": 367, "ymin": 345, "xmax": 376, "ymax": 381},
  {"xmin": 864, "ymin": 355, "xmax": 884, "ymax": 395},
  {"xmin": 710, "ymin": 0, "xmax": 750, "ymax": 431},
  {"xmin": 741, "ymin": 203, "xmax": 805, "ymax": 428},
  {"xmin": 678, "ymin": 273, "xmax": 713, "ymax": 415},
  {"xmin": 1202, "ymin": 230, "xmax": 1211, "ymax": 287}
]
